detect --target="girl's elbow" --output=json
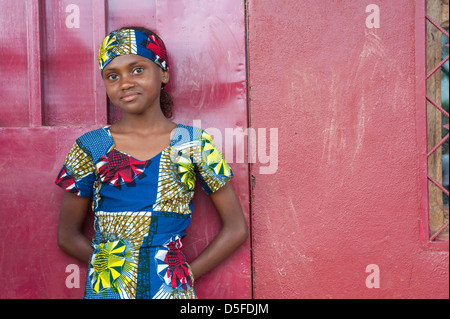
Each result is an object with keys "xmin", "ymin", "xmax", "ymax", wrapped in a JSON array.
[
  {"xmin": 224, "ymin": 220, "xmax": 248, "ymax": 246},
  {"xmin": 57, "ymin": 230, "xmax": 73, "ymax": 254},
  {"xmin": 57, "ymin": 233, "xmax": 68, "ymax": 252},
  {"xmin": 237, "ymin": 222, "xmax": 249, "ymax": 245}
]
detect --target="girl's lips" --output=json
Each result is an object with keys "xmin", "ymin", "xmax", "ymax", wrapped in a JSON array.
[{"xmin": 121, "ymin": 93, "xmax": 139, "ymax": 102}]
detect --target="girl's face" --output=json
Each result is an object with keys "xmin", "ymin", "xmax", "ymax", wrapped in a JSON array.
[{"xmin": 102, "ymin": 54, "xmax": 169, "ymax": 115}]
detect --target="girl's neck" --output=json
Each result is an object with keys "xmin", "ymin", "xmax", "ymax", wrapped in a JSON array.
[{"xmin": 112, "ymin": 106, "xmax": 172, "ymax": 134}]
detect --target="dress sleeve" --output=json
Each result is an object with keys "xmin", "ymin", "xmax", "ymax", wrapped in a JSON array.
[
  {"xmin": 194, "ymin": 129, "xmax": 233, "ymax": 194},
  {"xmin": 55, "ymin": 139, "xmax": 96, "ymax": 198}
]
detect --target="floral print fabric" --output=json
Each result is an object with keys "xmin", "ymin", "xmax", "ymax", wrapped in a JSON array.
[
  {"xmin": 55, "ymin": 124, "xmax": 233, "ymax": 299},
  {"xmin": 98, "ymin": 28, "xmax": 169, "ymax": 73}
]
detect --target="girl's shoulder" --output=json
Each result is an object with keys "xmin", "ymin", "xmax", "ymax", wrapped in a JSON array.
[
  {"xmin": 172, "ymin": 123, "xmax": 214, "ymax": 145},
  {"xmin": 77, "ymin": 126, "xmax": 111, "ymax": 141},
  {"xmin": 75, "ymin": 126, "xmax": 114, "ymax": 162}
]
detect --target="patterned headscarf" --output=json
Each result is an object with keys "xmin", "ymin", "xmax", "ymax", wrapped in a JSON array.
[{"xmin": 98, "ymin": 28, "xmax": 169, "ymax": 73}]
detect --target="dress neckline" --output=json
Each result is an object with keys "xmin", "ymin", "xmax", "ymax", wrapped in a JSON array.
[{"xmin": 104, "ymin": 123, "xmax": 181, "ymax": 162}]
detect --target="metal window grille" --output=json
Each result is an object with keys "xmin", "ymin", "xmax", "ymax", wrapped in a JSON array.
[{"xmin": 425, "ymin": 0, "xmax": 449, "ymax": 242}]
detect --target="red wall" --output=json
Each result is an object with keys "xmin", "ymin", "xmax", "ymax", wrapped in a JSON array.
[
  {"xmin": 0, "ymin": 0, "xmax": 250, "ymax": 299},
  {"xmin": 247, "ymin": 0, "xmax": 449, "ymax": 298},
  {"xmin": 0, "ymin": 0, "xmax": 448, "ymax": 299}
]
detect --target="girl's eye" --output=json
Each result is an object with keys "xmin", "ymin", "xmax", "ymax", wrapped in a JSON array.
[
  {"xmin": 107, "ymin": 74, "xmax": 118, "ymax": 80},
  {"xmin": 133, "ymin": 67, "xmax": 144, "ymax": 75}
]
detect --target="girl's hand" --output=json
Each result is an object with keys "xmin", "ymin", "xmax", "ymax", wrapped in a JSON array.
[
  {"xmin": 188, "ymin": 182, "xmax": 248, "ymax": 280},
  {"xmin": 57, "ymin": 192, "xmax": 93, "ymax": 264}
]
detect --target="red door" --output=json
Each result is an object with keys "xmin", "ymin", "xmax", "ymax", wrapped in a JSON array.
[{"xmin": 0, "ymin": 0, "xmax": 250, "ymax": 299}]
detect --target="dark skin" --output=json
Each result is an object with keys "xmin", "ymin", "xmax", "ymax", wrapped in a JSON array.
[{"xmin": 57, "ymin": 54, "xmax": 248, "ymax": 281}]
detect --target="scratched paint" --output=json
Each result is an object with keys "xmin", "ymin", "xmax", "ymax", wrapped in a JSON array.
[
  {"xmin": 0, "ymin": 0, "xmax": 249, "ymax": 299},
  {"xmin": 248, "ymin": 0, "xmax": 448, "ymax": 298},
  {"xmin": 0, "ymin": 0, "xmax": 448, "ymax": 299}
]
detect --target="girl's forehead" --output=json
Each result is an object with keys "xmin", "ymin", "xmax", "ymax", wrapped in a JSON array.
[{"xmin": 105, "ymin": 54, "xmax": 154, "ymax": 70}]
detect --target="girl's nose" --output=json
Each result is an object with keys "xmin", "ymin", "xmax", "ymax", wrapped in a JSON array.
[{"xmin": 120, "ymin": 74, "xmax": 135, "ymax": 90}]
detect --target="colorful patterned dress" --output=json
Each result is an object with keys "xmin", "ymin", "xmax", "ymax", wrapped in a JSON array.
[{"xmin": 55, "ymin": 124, "xmax": 233, "ymax": 299}]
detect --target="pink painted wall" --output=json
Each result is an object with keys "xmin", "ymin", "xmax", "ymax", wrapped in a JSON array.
[
  {"xmin": 0, "ymin": 0, "xmax": 448, "ymax": 299},
  {"xmin": 0, "ymin": 0, "xmax": 250, "ymax": 299},
  {"xmin": 247, "ymin": 0, "xmax": 449, "ymax": 298}
]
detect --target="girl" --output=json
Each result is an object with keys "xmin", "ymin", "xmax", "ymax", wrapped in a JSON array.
[{"xmin": 56, "ymin": 26, "xmax": 248, "ymax": 299}]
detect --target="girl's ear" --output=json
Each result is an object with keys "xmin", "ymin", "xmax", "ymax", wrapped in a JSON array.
[{"xmin": 161, "ymin": 70, "xmax": 169, "ymax": 85}]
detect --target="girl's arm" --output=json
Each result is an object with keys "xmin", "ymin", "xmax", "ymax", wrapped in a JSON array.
[
  {"xmin": 188, "ymin": 182, "xmax": 248, "ymax": 280},
  {"xmin": 57, "ymin": 192, "xmax": 93, "ymax": 264}
]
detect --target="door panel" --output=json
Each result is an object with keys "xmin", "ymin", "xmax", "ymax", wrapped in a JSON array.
[
  {"xmin": 40, "ymin": 0, "xmax": 97, "ymax": 126},
  {"xmin": 150, "ymin": 1, "xmax": 250, "ymax": 299},
  {"xmin": 0, "ymin": 0, "xmax": 29, "ymax": 127},
  {"xmin": 0, "ymin": 0, "xmax": 250, "ymax": 299}
]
